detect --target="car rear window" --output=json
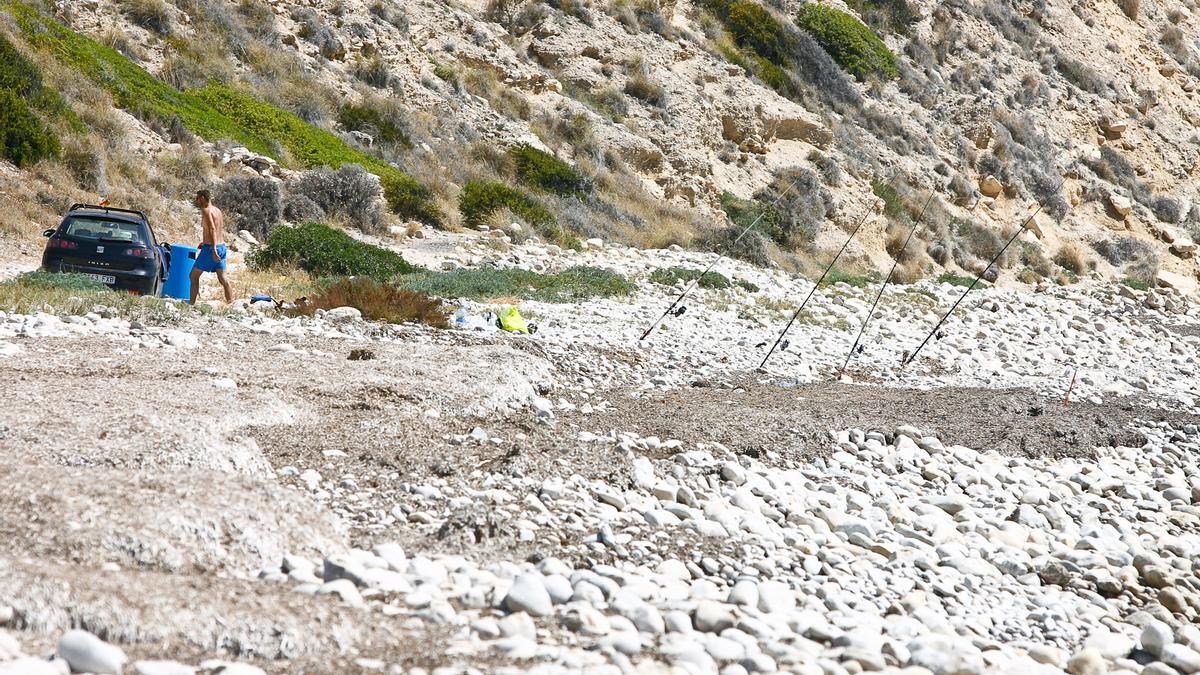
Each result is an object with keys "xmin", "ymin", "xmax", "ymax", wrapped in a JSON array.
[{"xmin": 61, "ymin": 216, "xmax": 147, "ymax": 245}]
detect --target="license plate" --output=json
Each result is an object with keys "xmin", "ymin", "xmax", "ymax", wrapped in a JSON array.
[{"xmin": 82, "ymin": 273, "xmax": 116, "ymax": 285}]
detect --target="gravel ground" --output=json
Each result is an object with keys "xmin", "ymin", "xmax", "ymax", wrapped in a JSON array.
[{"xmin": 2, "ymin": 232, "xmax": 1200, "ymax": 675}]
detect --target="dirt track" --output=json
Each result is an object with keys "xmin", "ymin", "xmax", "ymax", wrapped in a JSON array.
[{"xmin": 557, "ymin": 378, "xmax": 1191, "ymax": 462}]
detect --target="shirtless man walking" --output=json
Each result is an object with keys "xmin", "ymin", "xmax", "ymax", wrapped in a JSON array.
[{"xmin": 190, "ymin": 189, "xmax": 233, "ymax": 305}]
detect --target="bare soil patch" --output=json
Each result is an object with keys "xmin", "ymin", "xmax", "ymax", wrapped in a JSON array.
[{"xmin": 566, "ymin": 378, "xmax": 1198, "ymax": 461}]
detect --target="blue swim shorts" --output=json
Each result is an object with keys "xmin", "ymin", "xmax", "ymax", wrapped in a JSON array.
[{"xmin": 195, "ymin": 244, "xmax": 227, "ymax": 273}]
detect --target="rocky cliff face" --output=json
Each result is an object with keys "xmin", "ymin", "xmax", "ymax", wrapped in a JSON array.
[{"xmin": 13, "ymin": 0, "xmax": 1200, "ymax": 289}]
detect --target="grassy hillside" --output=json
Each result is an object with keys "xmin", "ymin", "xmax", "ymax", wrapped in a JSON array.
[{"xmin": 3, "ymin": 0, "xmax": 439, "ymax": 224}]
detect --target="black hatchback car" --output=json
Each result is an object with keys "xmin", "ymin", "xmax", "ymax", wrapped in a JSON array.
[{"xmin": 41, "ymin": 203, "xmax": 168, "ymax": 296}]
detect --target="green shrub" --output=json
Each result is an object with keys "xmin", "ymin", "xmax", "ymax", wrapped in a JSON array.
[
  {"xmin": 871, "ymin": 178, "xmax": 908, "ymax": 221},
  {"xmin": 510, "ymin": 144, "xmax": 587, "ymax": 196},
  {"xmin": 458, "ymin": 180, "xmax": 579, "ymax": 248},
  {"xmin": 753, "ymin": 168, "xmax": 830, "ymax": 248},
  {"xmin": 0, "ymin": 31, "xmax": 47, "ymax": 100},
  {"xmin": 720, "ymin": 191, "xmax": 779, "ymax": 237},
  {"xmin": 401, "ymin": 266, "xmax": 635, "ymax": 303},
  {"xmin": 720, "ymin": 183, "xmax": 825, "ymax": 251},
  {"xmin": 296, "ymin": 277, "xmax": 448, "ymax": 328},
  {"xmin": 1120, "ymin": 277, "xmax": 1151, "ymax": 291},
  {"xmin": 1019, "ymin": 241, "xmax": 1053, "ymax": 278},
  {"xmin": 0, "ymin": 32, "xmax": 63, "ymax": 166},
  {"xmin": 825, "ymin": 268, "xmax": 877, "ymax": 287},
  {"xmin": 937, "ymin": 272, "xmax": 984, "ymax": 288},
  {"xmin": 725, "ymin": 0, "xmax": 790, "ymax": 61},
  {"xmin": 380, "ymin": 173, "xmax": 440, "ymax": 226},
  {"xmin": 460, "ymin": 181, "xmax": 552, "ymax": 227},
  {"xmin": 795, "ymin": 4, "xmax": 897, "ymax": 80},
  {"xmin": 699, "ymin": 0, "xmax": 859, "ymax": 108},
  {"xmin": 650, "ymin": 266, "xmax": 733, "ymax": 290},
  {"xmin": 0, "ymin": 90, "xmax": 59, "ymax": 167},
  {"xmin": 954, "ymin": 218, "xmax": 1011, "ymax": 265},
  {"xmin": 0, "ymin": 271, "xmax": 190, "ymax": 320},
  {"xmin": 432, "ymin": 60, "xmax": 457, "ymax": 84},
  {"xmin": 337, "ymin": 101, "xmax": 412, "ymax": 148},
  {"xmin": 250, "ymin": 222, "xmax": 419, "ymax": 280}
]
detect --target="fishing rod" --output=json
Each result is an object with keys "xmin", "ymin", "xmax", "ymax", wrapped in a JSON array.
[
  {"xmin": 639, "ymin": 177, "xmax": 803, "ymax": 341},
  {"xmin": 758, "ymin": 186, "xmax": 890, "ymax": 370},
  {"xmin": 836, "ymin": 189, "xmax": 937, "ymax": 379},
  {"xmin": 900, "ymin": 183, "xmax": 1063, "ymax": 369}
]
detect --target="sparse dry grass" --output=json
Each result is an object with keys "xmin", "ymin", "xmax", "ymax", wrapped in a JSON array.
[
  {"xmin": 0, "ymin": 271, "xmax": 211, "ymax": 323},
  {"xmin": 228, "ymin": 265, "xmax": 318, "ymax": 303},
  {"xmin": 1053, "ymin": 244, "xmax": 1090, "ymax": 275}
]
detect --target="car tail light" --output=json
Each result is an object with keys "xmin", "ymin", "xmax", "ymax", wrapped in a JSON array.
[
  {"xmin": 48, "ymin": 238, "xmax": 78, "ymax": 250},
  {"xmin": 124, "ymin": 247, "xmax": 154, "ymax": 258}
]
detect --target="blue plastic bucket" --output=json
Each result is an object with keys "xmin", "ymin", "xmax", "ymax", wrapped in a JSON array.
[{"xmin": 162, "ymin": 244, "xmax": 198, "ymax": 300}]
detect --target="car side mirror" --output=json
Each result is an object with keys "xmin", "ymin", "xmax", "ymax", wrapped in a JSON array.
[{"xmin": 42, "ymin": 229, "xmax": 55, "ymax": 237}]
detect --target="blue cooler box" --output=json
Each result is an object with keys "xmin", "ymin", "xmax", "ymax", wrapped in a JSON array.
[{"xmin": 162, "ymin": 244, "xmax": 198, "ymax": 300}]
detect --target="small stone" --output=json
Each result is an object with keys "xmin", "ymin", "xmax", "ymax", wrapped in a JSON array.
[
  {"xmin": 57, "ymin": 630, "xmax": 127, "ymax": 675},
  {"xmin": 1109, "ymin": 193, "xmax": 1133, "ymax": 217},
  {"xmin": 980, "ymin": 175, "xmax": 1003, "ymax": 198},
  {"xmin": 628, "ymin": 603, "xmax": 665, "ymax": 635},
  {"xmin": 322, "ymin": 554, "xmax": 367, "ymax": 586},
  {"xmin": 1143, "ymin": 566, "xmax": 1174, "ymax": 589},
  {"xmin": 693, "ymin": 601, "xmax": 735, "ymax": 633},
  {"xmin": 1162, "ymin": 644, "xmax": 1200, "ymax": 673},
  {"xmin": 1066, "ymin": 648, "xmax": 1107, "ymax": 675},
  {"xmin": 665, "ymin": 610, "xmax": 693, "ymax": 633},
  {"xmin": 728, "ymin": 579, "xmax": 758, "ymax": 607},
  {"xmin": 504, "ymin": 573, "xmax": 553, "ymax": 617},
  {"xmin": 592, "ymin": 486, "xmax": 626, "ymax": 510},
  {"xmin": 1143, "ymin": 620, "xmax": 1174, "ymax": 657},
  {"xmin": 543, "ymin": 574, "xmax": 573, "ymax": 605},
  {"xmin": 471, "ymin": 619, "xmax": 501, "ymax": 639},
  {"xmin": 498, "ymin": 612, "xmax": 536, "ymax": 640},
  {"xmin": 563, "ymin": 605, "xmax": 610, "ymax": 635},
  {"xmin": 316, "ymin": 579, "xmax": 363, "ymax": 606},
  {"xmin": 603, "ymin": 631, "xmax": 641, "ymax": 655},
  {"xmin": 1029, "ymin": 645, "xmax": 1064, "ymax": 667},
  {"xmin": 1159, "ymin": 588, "xmax": 1188, "ymax": 614},
  {"xmin": 720, "ymin": 462, "xmax": 746, "ymax": 485}
]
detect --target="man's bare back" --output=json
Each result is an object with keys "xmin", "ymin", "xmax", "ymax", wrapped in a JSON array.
[{"xmin": 201, "ymin": 205, "xmax": 225, "ymax": 246}]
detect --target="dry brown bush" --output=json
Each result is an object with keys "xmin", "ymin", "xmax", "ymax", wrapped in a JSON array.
[{"xmin": 295, "ymin": 277, "xmax": 449, "ymax": 328}]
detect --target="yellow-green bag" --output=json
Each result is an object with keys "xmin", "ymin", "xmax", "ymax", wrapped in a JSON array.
[{"xmin": 496, "ymin": 306, "xmax": 529, "ymax": 333}]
